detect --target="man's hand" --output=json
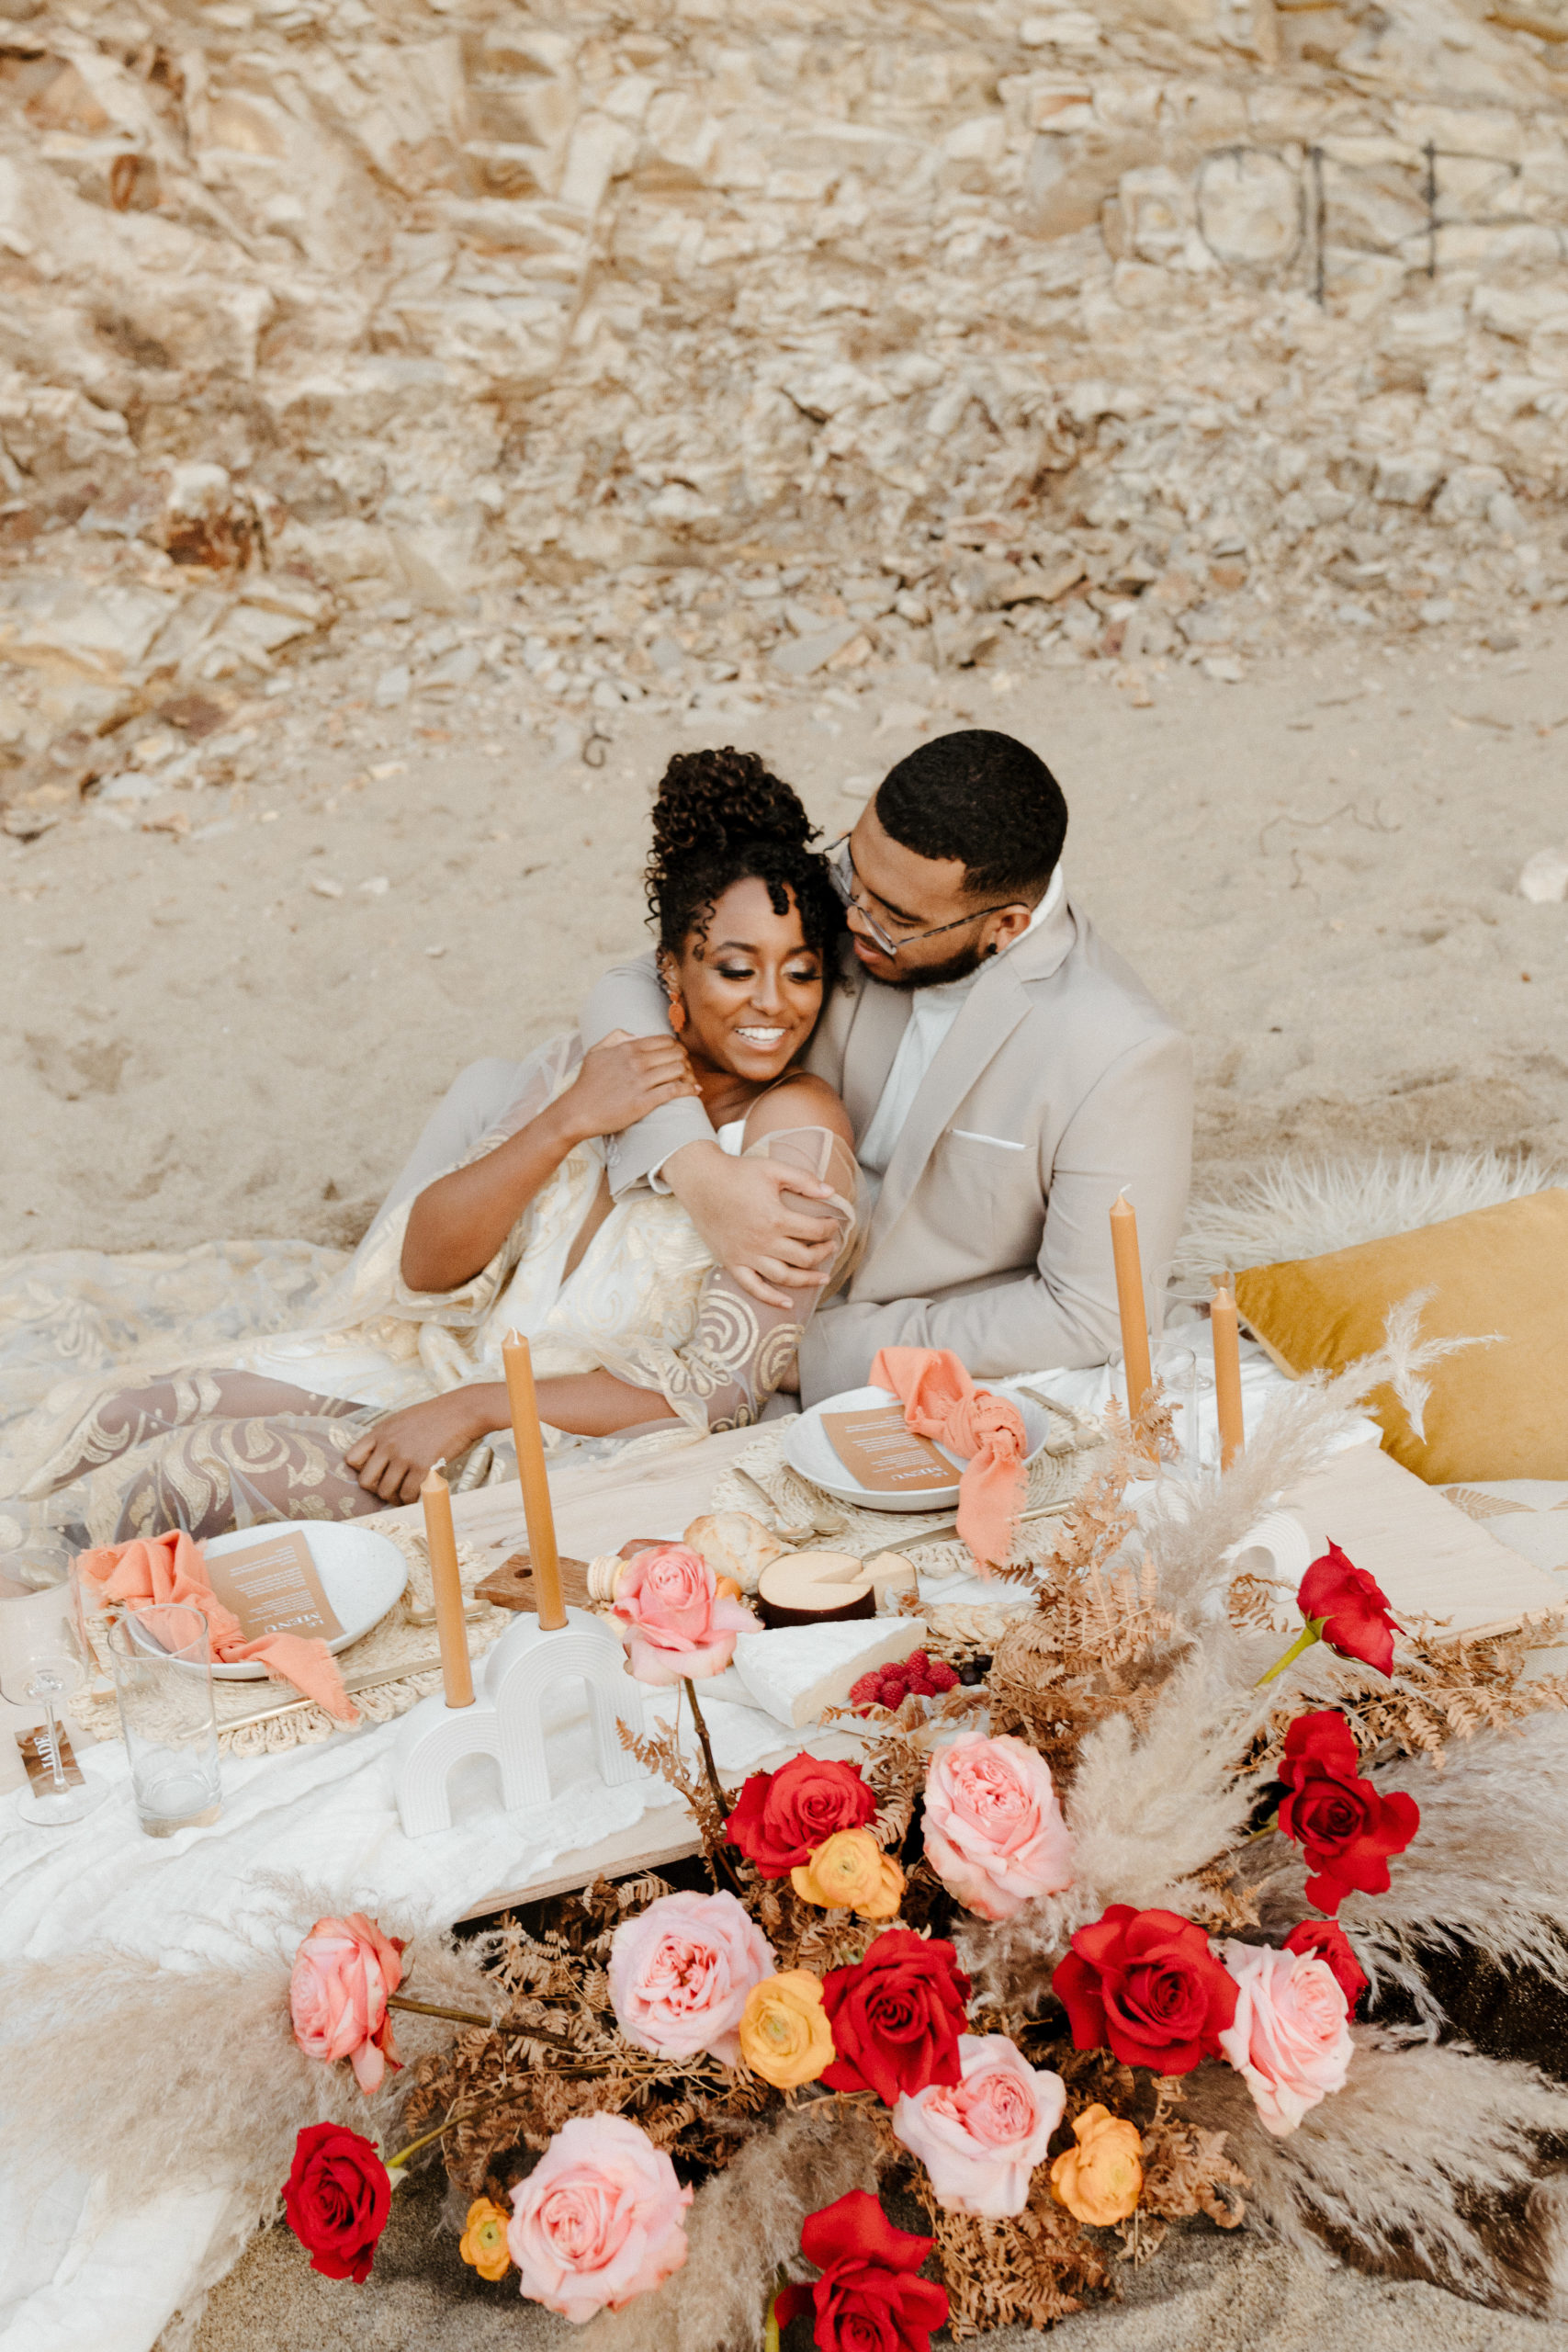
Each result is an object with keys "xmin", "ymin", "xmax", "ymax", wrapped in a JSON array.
[
  {"xmin": 343, "ymin": 1386, "xmax": 505, "ymax": 1505},
  {"xmin": 665, "ymin": 1140, "xmax": 840, "ymax": 1310},
  {"xmin": 558, "ymin": 1030, "xmax": 699, "ymax": 1145}
]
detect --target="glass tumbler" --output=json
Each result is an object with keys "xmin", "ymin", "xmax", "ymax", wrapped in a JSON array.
[
  {"xmin": 1110, "ymin": 1343, "xmax": 1200, "ymax": 1474},
  {"xmin": 107, "ymin": 1603, "xmax": 222, "ymax": 1837}
]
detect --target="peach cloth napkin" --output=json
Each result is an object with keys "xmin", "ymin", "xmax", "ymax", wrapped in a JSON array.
[
  {"xmin": 76, "ymin": 1528, "xmax": 358, "ymax": 1723},
  {"xmin": 868, "ymin": 1346, "xmax": 1027, "ymax": 1574}
]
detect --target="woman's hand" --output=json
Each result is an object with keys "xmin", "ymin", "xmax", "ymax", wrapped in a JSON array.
[
  {"xmin": 558, "ymin": 1030, "xmax": 700, "ymax": 1144},
  {"xmin": 343, "ymin": 1385, "xmax": 507, "ymax": 1505}
]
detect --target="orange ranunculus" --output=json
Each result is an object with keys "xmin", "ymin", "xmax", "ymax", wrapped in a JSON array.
[
  {"xmin": 738, "ymin": 1969, "xmax": 836, "ymax": 2089},
  {"xmin": 1049, "ymin": 2103, "xmax": 1143, "ymax": 2226},
  {"xmin": 790, "ymin": 1828, "xmax": 904, "ymax": 1922},
  {"xmin": 459, "ymin": 2196, "xmax": 513, "ymax": 2281}
]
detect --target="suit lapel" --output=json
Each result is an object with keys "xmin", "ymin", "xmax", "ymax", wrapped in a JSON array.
[
  {"xmin": 866, "ymin": 962, "xmax": 1033, "ymax": 1249},
  {"xmin": 807, "ymin": 941, "xmax": 911, "ymax": 1136}
]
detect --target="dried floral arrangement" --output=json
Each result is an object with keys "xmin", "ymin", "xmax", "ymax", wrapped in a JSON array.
[{"xmin": 15, "ymin": 1340, "xmax": 1568, "ymax": 2348}]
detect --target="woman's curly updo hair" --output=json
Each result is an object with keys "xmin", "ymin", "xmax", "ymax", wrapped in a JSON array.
[{"xmin": 645, "ymin": 746, "xmax": 843, "ymax": 967}]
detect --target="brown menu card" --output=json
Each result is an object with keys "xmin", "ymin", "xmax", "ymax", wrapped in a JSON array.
[
  {"xmin": 820, "ymin": 1403, "xmax": 955, "ymax": 1494},
  {"xmin": 203, "ymin": 1529, "xmax": 344, "ymax": 1643}
]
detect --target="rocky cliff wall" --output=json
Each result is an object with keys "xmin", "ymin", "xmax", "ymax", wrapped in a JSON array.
[{"xmin": 1, "ymin": 0, "xmax": 1565, "ymax": 809}]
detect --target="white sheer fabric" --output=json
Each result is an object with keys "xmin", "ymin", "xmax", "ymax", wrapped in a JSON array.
[{"xmin": 0, "ymin": 1038, "xmax": 856, "ymax": 1579}]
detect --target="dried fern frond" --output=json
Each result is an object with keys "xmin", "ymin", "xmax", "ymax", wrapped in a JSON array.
[{"xmin": 927, "ymin": 2201, "xmax": 1108, "ymax": 2338}]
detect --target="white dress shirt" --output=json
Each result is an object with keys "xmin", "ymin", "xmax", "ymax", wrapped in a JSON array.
[{"xmin": 855, "ymin": 866, "xmax": 1064, "ymax": 1181}]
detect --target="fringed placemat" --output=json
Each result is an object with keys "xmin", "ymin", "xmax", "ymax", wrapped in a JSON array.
[{"xmin": 74, "ymin": 1525, "xmax": 511, "ymax": 1759}]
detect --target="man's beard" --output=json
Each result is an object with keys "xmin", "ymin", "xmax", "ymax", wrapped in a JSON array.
[{"xmin": 884, "ymin": 938, "xmax": 989, "ymax": 990}]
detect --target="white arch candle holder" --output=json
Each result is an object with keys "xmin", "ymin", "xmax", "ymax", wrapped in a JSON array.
[{"xmin": 391, "ymin": 1605, "xmax": 649, "ymax": 1840}]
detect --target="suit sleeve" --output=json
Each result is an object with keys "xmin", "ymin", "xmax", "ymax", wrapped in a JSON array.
[
  {"xmin": 580, "ymin": 953, "xmax": 716, "ymax": 1197},
  {"xmin": 795, "ymin": 1027, "xmax": 1193, "ymax": 1400}
]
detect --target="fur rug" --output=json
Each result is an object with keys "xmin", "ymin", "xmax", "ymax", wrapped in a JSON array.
[{"xmin": 1172, "ymin": 1150, "xmax": 1564, "ymax": 1303}]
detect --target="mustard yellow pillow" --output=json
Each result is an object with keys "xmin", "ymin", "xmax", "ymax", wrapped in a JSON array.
[{"xmin": 1233, "ymin": 1188, "xmax": 1568, "ymax": 1484}]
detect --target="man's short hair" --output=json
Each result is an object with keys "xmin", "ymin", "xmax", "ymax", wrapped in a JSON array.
[{"xmin": 875, "ymin": 729, "xmax": 1067, "ymax": 902}]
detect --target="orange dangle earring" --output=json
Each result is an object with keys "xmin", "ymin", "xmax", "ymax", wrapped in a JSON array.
[{"xmin": 667, "ymin": 995, "xmax": 687, "ymax": 1035}]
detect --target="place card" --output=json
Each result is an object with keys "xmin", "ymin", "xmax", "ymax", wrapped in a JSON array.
[
  {"xmin": 820, "ymin": 1403, "xmax": 954, "ymax": 1493},
  {"xmin": 203, "ymin": 1529, "xmax": 343, "ymax": 1643},
  {"xmin": 18, "ymin": 1723, "xmax": 85, "ymax": 1792}
]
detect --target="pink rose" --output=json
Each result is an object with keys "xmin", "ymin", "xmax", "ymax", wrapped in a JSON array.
[
  {"xmin": 289, "ymin": 1912, "xmax": 406, "ymax": 2095},
  {"xmin": 610, "ymin": 1543, "xmax": 758, "ymax": 1686},
  {"xmin": 609, "ymin": 1889, "xmax": 774, "ymax": 2064},
  {"xmin": 507, "ymin": 2112, "xmax": 692, "ymax": 2324},
  {"xmin": 892, "ymin": 2033, "xmax": 1066, "ymax": 2219},
  {"xmin": 922, "ymin": 1732, "xmax": 1075, "ymax": 1921},
  {"xmin": 1218, "ymin": 1939, "xmax": 1354, "ymax": 2137}
]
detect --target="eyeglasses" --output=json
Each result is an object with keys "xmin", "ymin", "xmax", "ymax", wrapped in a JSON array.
[{"xmin": 824, "ymin": 834, "xmax": 1026, "ymax": 961}]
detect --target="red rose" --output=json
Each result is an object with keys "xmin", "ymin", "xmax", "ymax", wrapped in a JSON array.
[
  {"xmin": 821, "ymin": 1928, "xmax": 971, "ymax": 2106},
  {"xmin": 1298, "ymin": 1542, "xmax": 1400, "ymax": 1676},
  {"xmin": 775, "ymin": 2189, "xmax": 949, "ymax": 2352},
  {"xmin": 1283, "ymin": 1918, "xmax": 1369, "ymax": 2012},
  {"xmin": 725, "ymin": 1753, "xmax": 876, "ymax": 1878},
  {"xmin": 1053, "ymin": 1905, "xmax": 1237, "ymax": 2075},
  {"xmin": 282, "ymin": 2122, "xmax": 391, "ymax": 2283},
  {"xmin": 1276, "ymin": 1709, "xmax": 1419, "ymax": 1914}
]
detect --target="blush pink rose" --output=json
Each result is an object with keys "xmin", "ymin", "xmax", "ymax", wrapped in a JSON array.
[
  {"xmin": 1217, "ymin": 1939, "xmax": 1354, "ymax": 2137},
  {"xmin": 922, "ymin": 1732, "xmax": 1075, "ymax": 1921},
  {"xmin": 507, "ymin": 2112, "xmax": 692, "ymax": 2324},
  {"xmin": 610, "ymin": 1544, "xmax": 758, "ymax": 1685},
  {"xmin": 608, "ymin": 1889, "xmax": 775, "ymax": 2064},
  {"xmin": 289, "ymin": 1912, "xmax": 406, "ymax": 2095},
  {"xmin": 892, "ymin": 2032, "xmax": 1066, "ymax": 2219}
]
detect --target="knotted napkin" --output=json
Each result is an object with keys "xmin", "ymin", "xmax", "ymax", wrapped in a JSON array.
[
  {"xmin": 76, "ymin": 1529, "xmax": 358, "ymax": 1723},
  {"xmin": 868, "ymin": 1346, "xmax": 1027, "ymax": 1573}
]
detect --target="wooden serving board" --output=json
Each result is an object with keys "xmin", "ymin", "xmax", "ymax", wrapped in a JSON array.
[{"xmin": 1282, "ymin": 1441, "xmax": 1565, "ymax": 1643}]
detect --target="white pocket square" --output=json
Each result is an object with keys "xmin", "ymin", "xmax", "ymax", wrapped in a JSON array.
[{"xmin": 951, "ymin": 1128, "xmax": 1027, "ymax": 1151}]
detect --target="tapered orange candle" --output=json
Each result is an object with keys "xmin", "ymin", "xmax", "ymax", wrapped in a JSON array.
[
  {"xmin": 1110, "ymin": 1192, "xmax": 1154, "ymax": 1421},
  {"xmin": 1211, "ymin": 1281, "xmax": 1246, "ymax": 1470},
  {"xmin": 420, "ymin": 1460, "xmax": 473, "ymax": 1709},
  {"xmin": 502, "ymin": 1329, "xmax": 567, "ymax": 1631}
]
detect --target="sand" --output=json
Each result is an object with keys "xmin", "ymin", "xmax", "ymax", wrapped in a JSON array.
[
  {"xmin": 5, "ymin": 609, "xmax": 1567, "ymax": 1266},
  {"xmin": 7, "ymin": 611, "xmax": 1568, "ymax": 2350}
]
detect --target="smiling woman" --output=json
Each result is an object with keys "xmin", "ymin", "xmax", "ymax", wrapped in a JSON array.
[{"xmin": 2, "ymin": 753, "xmax": 859, "ymax": 1569}]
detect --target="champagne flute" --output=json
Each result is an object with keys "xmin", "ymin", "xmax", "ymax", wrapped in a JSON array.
[{"xmin": 0, "ymin": 1619, "xmax": 107, "ymax": 1827}]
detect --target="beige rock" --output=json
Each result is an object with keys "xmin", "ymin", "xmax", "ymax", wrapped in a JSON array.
[{"xmin": 1517, "ymin": 847, "xmax": 1568, "ymax": 903}]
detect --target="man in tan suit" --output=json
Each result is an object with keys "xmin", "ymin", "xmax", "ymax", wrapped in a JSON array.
[{"xmin": 582, "ymin": 729, "xmax": 1192, "ymax": 1405}]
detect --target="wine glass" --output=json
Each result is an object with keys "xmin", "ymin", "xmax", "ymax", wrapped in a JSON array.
[{"xmin": 0, "ymin": 1618, "xmax": 107, "ymax": 1827}]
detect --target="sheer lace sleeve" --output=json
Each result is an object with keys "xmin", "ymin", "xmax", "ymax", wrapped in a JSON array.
[{"xmin": 587, "ymin": 1125, "xmax": 859, "ymax": 1433}]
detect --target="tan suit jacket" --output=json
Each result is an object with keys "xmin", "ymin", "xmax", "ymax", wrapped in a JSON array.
[{"xmin": 581, "ymin": 892, "xmax": 1192, "ymax": 1405}]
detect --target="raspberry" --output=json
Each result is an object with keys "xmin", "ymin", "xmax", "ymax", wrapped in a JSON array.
[
  {"xmin": 907, "ymin": 1651, "xmax": 931, "ymax": 1673},
  {"xmin": 849, "ymin": 1672, "xmax": 883, "ymax": 1706},
  {"xmin": 877, "ymin": 1672, "xmax": 909, "ymax": 1704},
  {"xmin": 929, "ymin": 1660, "xmax": 960, "ymax": 1692}
]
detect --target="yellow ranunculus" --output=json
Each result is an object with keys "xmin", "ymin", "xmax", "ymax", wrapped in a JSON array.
[
  {"xmin": 458, "ymin": 2195, "xmax": 513, "ymax": 2281},
  {"xmin": 1049, "ymin": 2103, "xmax": 1144, "ymax": 2227},
  {"xmin": 789, "ymin": 1827, "xmax": 905, "ymax": 1921},
  {"xmin": 738, "ymin": 1969, "xmax": 836, "ymax": 2088}
]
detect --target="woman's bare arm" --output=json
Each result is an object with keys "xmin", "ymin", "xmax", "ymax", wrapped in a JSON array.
[
  {"xmin": 400, "ymin": 1033, "xmax": 698, "ymax": 1294},
  {"xmin": 344, "ymin": 1374, "xmax": 679, "ymax": 1502}
]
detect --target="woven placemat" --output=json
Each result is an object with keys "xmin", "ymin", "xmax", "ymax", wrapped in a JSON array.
[{"xmin": 74, "ymin": 1526, "xmax": 512, "ymax": 1760}]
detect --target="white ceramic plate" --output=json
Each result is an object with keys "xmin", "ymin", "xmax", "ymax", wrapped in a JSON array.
[
  {"xmin": 126, "ymin": 1521, "xmax": 409, "ymax": 1679},
  {"xmin": 783, "ymin": 1382, "xmax": 1054, "ymax": 1513}
]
